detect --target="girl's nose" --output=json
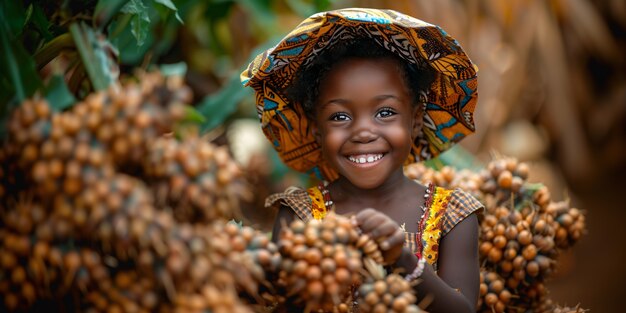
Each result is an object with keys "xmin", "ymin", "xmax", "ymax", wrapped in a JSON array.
[{"xmin": 350, "ymin": 125, "xmax": 378, "ymax": 143}]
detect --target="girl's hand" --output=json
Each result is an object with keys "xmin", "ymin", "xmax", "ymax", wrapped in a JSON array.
[{"xmin": 354, "ymin": 208, "xmax": 405, "ymax": 265}]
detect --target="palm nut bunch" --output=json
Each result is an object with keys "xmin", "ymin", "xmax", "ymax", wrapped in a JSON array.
[
  {"xmin": 356, "ymin": 260, "xmax": 422, "ymax": 313},
  {"xmin": 0, "ymin": 72, "xmax": 258, "ymax": 312},
  {"xmin": 275, "ymin": 213, "xmax": 378, "ymax": 312},
  {"xmin": 143, "ymin": 135, "xmax": 248, "ymax": 223}
]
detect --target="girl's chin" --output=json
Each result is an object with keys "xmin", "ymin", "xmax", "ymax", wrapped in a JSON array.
[{"xmin": 340, "ymin": 173, "xmax": 387, "ymax": 190}]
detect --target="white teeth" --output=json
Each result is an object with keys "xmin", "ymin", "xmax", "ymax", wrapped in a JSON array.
[{"xmin": 348, "ymin": 154, "xmax": 383, "ymax": 164}]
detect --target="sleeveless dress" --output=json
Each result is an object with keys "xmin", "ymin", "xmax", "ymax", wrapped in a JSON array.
[{"xmin": 266, "ymin": 182, "xmax": 484, "ymax": 267}]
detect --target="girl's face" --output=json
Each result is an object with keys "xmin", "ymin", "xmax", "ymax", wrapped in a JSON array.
[{"xmin": 313, "ymin": 57, "xmax": 422, "ymax": 189}]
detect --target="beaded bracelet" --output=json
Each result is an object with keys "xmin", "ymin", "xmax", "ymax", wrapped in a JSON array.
[{"xmin": 405, "ymin": 258, "xmax": 426, "ymax": 282}]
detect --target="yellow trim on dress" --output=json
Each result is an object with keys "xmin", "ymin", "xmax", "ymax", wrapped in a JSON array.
[
  {"xmin": 421, "ymin": 187, "xmax": 452, "ymax": 265},
  {"xmin": 306, "ymin": 185, "xmax": 328, "ymax": 220}
]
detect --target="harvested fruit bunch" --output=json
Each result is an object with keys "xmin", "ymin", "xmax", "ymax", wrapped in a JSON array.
[
  {"xmin": 0, "ymin": 231, "xmax": 106, "ymax": 312},
  {"xmin": 0, "ymin": 228, "xmax": 42, "ymax": 311},
  {"xmin": 548, "ymin": 201, "xmax": 585, "ymax": 250},
  {"xmin": 79, "ymin": 174, "xmax": 174, "ymax": 261},
  {"xmin": 404, "ymin": 163, "xmax": 481, "ymax": 195},
  {"xmin": 357, "ymin": 259, "xmax": 422, "ymax": 313},
  {"xmin": 144, "ymin": 135, "xmax": 249, "ymax": 223},
  {"xmin": 0, "ymin": 98, "xmax": 52, "ymax": 202},
  {"xmin": 149, "ymin": 221, "xmax": 279, "ymax": 312},
  {"xmin": 166, "ymin": 288, "xmax": 253, "ymax": 313},
  {"xmin": 478, "ymin": 205, "xmax": 558, "ymax": 284},
  {"xmin": 476, "ymin": 270, "xmax": 511, "ymax": 313},
  {"xmin": 0, "ymin": 71, "xmax": 259, "ymax": 312},
  {"xmin": 81, "ymin": 269, "xmax": 161, "ymax": 313},
  {"xmin": 1, "ymin": 72, "xmax": 189, "ymax": 202},
  {"xmin": 206, "ymin": 222, "xmax": 281, "ymax": 307},
  {"xmin": 275, "ymin": 213, "xmax": 366, "ymax": 312}
]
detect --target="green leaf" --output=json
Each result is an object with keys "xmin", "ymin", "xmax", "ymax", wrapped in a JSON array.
[
  {"xmin": 183, "ymin": 106, "xmax": 206, "ymax": 124},
  {"xmin": 153, "ymin": 0, "xmax": 183, "ymax": 23},
  {"xmin": 70, "ymin": 23, "xmax": 117, "ymax": 91},
  {"xmin": 130, "ymin": 14, "xmax": 150, "ymax": 47},
  {"xmin": 198, "ymin": 73, "xmax": 253, "ymax": 132},
  {"xmin": 94, "ymin": 0, "xmax": 130, "ymax": 29},
  {"xmin": 30, "ymin": 5, "xmax": 54, "ymax": 41},
  {"xmin": 24, "ymin": 4, "xmax": 33, "ymax": 27},
  {"xmin": 0, "ymin": 9, "xmax": 43, "ymax": 105},
  {"xmin": 160, "ymin": 62, "xmax": 187, "ymax": 77},
  {"xmin": 1, "ymin": 1, "xmax": 27, "ymax": 37},
  {"xmin": 121, "ymin": 0, "xmax": 151, "ymax": 47},
  {"xmin": 423, "ymin": 145, "xmax": 483, "ymax": 171},
  {"xmin": 44, "ymin": 75, "xmax": 77, "ymax": 112},
  {"xmin": 108, "ymin": 17, "xmax": 153, "ymax": 65}
]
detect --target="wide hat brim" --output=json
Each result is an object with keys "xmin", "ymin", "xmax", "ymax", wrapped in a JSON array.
[{"xmin": 241, "ymin": 8, "xmax": 478, "ymax": 181}]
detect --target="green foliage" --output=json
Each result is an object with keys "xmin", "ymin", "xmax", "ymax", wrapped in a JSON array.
[
  {"xmin": 198, "ymin": 73, "xmax": 253, "ymax": 132},
  {"xmin": 154, "ymin": 0, "xmax": 183, "ymax": 23},
  {"xmin": 160, "ymin": 62, "xmax": 188, "ymax": 76},
  {"xmin": 94, "ymin": 0, "xmax": 129, "ymax": 29},
  {"xmin": 44, "ymin": 75, "xmax": 77, "ymax": 112},
  {"xmin": 423, "ymin": 145, "xmax": 484, "ymax": 171},
  {"xmin": 0, "ymin": 4, "xmax": 43, "ymax": 106},
  {"xmin": 121, "ymin": 0, "xmax": 151, "ymax": 47},
  {"xmin": 70, "ymin": 23, "xmax": 118, "ymax": 91}
]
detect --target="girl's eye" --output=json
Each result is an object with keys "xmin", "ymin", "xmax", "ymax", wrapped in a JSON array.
[
  {"xmin": 329, "ymin": 112, "xmax": 351, "ymax": 121},
  {"xmin": 376, "ymin": 108, "xmax": 396, "ymax": 118}
]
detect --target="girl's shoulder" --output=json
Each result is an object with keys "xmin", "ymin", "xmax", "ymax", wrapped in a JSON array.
[{"xmin": 436, "ymin": 185, "xmax": 484, "ymax": 236}]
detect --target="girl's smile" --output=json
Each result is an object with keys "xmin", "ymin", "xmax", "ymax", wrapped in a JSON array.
[{"xmin": 346, "ymin": 153, "xmax": 385, "ymax": 165}]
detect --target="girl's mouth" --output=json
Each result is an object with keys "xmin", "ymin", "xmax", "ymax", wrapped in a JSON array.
[{"xmin": 347, "ymin": 153, "xmax": 384, "ymax": 164}]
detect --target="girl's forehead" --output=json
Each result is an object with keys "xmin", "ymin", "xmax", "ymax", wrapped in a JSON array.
[{"xmin": 319, "ymin": 58, "xmax": 411, "ymax": 98}]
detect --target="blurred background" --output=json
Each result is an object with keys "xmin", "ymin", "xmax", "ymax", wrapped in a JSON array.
[{"xmin": 2, "ymin": 0, "xmax": 625, "ymax": 311}]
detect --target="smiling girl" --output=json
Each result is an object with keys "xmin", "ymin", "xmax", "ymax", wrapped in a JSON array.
[{"xmin": 242, "ymin": 8, "xmax": 483, "ymax": 313}]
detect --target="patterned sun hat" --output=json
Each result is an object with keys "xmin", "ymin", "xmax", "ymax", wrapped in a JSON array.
[{"xmin": 241, "ymin": 8, "xmax": 478, "ymax": 181}]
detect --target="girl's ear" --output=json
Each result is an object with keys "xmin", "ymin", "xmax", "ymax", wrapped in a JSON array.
[{"xmin": 411, "ymin": 106, "xmax": 424, "ymax": 140}]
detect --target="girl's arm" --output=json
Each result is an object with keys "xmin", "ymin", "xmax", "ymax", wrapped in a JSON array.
[
  {"xmin": 271, "ymin": 205, "xmax": 298, "ymax": 243},
  {"xmin": 394, "ymin": 213, "xmax": 479, "ymax": 313}
]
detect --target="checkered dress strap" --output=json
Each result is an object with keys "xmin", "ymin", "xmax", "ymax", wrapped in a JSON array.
[
  {"xmin": 265, "ymin": 187, "xmax": 314, "ymax": 222},
  {"xmin": 441, "ymin": 188, "xmax": 484, "ymax": 237}
]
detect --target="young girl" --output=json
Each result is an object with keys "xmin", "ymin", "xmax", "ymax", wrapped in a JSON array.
[{"xmin": 242, "ymin": 8, "xmax": 483, "ymax": 313}]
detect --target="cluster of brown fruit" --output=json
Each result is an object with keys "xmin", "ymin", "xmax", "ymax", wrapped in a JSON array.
[
  {"xmin": 478, "ymin": 270, "xmax": 512, "ymax": 312},
  {"xmin": 208, "ymin": 222, "xmax": 282, "ymax": 308},
  {"xmin": 356, "ymin": 259, "xmax": 422, "ymax": 313},
  {"xmin": 144, "ymin": 135, "xmax": 248, "ymax": 223},
  {"xmin": 404, "ymin": 157, "xmax": 587, "ymax": 313},
  {"xmin": 274, "ymin": 214, "xmax": 365, "ymax": 312},
  {"xmin": 0, "ymin": 71, "xmax": 268, "ymax": 312}
]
